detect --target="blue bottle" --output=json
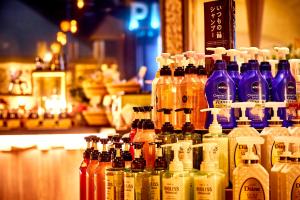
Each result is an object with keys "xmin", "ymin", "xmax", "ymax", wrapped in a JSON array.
[
  {"xmin": 238, "ymin": 60, "xmax": 269, "ymax": 128},
  {"xmin": 227, "ymin": 49, "xmax": 241, "ymax": 102},
  {"xmin": 272, "ymin": 56, "xmax": 296, "ymax": 127},
  {"xmin": 205, "ymin": 58, "xmax": 236, "ymax": 129},
  {"xmin": 260, "ymin": 61, "xmax": 273, "ymax": 101}
]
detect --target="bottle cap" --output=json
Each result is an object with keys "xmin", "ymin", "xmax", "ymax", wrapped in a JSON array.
[
  {"xmin": 192, "ymin": 143, "xmax": 218, "ymax": 171},
  {"xmin": 159, "ymin": 53, "xmax": 172, "ymax": 76},
  {"xmin": 236, "ymin": 136, "xmax": 264, "ymax": 161},
  {"xmin": 184, "ymin": 51, "xmax": 196, "ymax": 74},
  {"xmin": 231, "ymin": 102, "xmax": 255, "ymax": 124},
  {"xmin": 274, "ymin": 47, "xmax": 289, "ymax": 60},
  {"xmin": 201, "ymin": 108, "xmax": 222, "ymax": 135},
  {"xmin": 226, "ymin": 49, "xmax": 240, "ymax": 61},
  {"xmin": 265, "ymin": 102, "xmax": 286, "ymax": 123}
]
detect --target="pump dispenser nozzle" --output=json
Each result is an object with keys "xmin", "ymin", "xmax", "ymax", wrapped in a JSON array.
[
  {"xmin": 274, "ymin": 47, "xmax": 289, "ymax": 60},
  {"xmin": 231, "ymin": 102, "xmax": 255, "ymax": 123},
  {"xmin": 240, "ymin": 47, "xmax": 259, "ymax": 60},
  {"xmin": 226, "ymin": 49, "xmax": 240, "ymax": 61},
  {"xmin": 175, "ymin": 54, "xmax": 187, "ymax": 67},
  {"xmin": 194, "ymin": 53, "xmax": 205, "ymax": 66},
  {"xmin": 239, "ymin": 51, "xmax": 250, "ymax": 63},
  {"xmin": 192, "ymin": 143, "xmax": 218, "ymax": 171},
  {"xmin": 273, "ymin": 136, "xmax": 294, "ymax": 158},
  {"xmin": 236, "ymin": 136, "xmax": 264, "ymax": 160},
  {"xmin": 162, "ymin": 142, "xmax": 187, "ymax": 171},
  {"xmin": 206, "ymin": 47, "xmax": 226, "ymax": 58},
  {"xmin": 185, "ymin": 51, "xmax": 195, "ymax": 65},
  {"xmin": 201, "ymin": 108, "xmax": 222, "ymax": 135},
  {"xmin": 258, "ymin": 49, "xmax": 270, "ymax": 62},
  {"xmin": 265, "ymin": 102, "xmax": 286, "ymax": 122}
]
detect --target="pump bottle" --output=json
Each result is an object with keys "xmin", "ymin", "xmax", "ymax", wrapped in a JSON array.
[
  {"xmin": 161, "ymin": 143, "xmax": 191, "ymax": 200},
  {"xmin": 86, "ymin": 136, "xmax": 100, "ymax": 200},
  {"xmin": 273, "ymin": 47, "xmax": 297, "ymax": 127},
  {"xmin": 201, "ymin": 108, "xmax": 229, "ymax": 187},
  {"xmin": 280, "ymin": 137, "xmax": 300, "ymax": 200},
  {"xmin": 239, "ymin": 50, "xmax": 250, "ymax": 77},
  {"xmin": 155, "ymin": 53, "xmax": 173, "ymax": 130},
  {"xmin": 152, "ymin": 56, "xmax": 162, "ymax": 130},
  {"xmin": 233, "ymin": 136, "xmax": 269, "ymax": 200},
  {"xmin": 122, "ymin": 134, "xmax": 133, "ymax": 168},
  {"xmin": 134, "ymin": 107, "xmax": 145, "ymax": 143},
  {"xmin": 238, "ymin": 47, "xmax": 269, "ymax": 128},
  {"xmin": 192, "ymin": 143, "xmax": 225, "ymax": 200},
  {"xmin": 80, "ymin": 136, "xmax": 92, "ymax": 200},
  {"xmin": 124, "ymin": 142, "xmax": 151, "ymax": 200},
  {"xmin": 259, "ymin": 49, "xmax": 273, "ymax": 101},
  {"xmin": 226, "ymin": 49, "xmax": 241, "ymax": 102},
  {"xmin": 270, "ymin": 136, "xmax": 293, "ymax": 200},
  {"xmin": 130, "ymin": 107, "xmax": 140, "ymax": 157},
  {"xmin": 205, "ymin": 47, "xmax": 236, "ymax": 129},
  {"xmin": 94, "ymin": 138, "xmax": 111, "ymax": 200},
  {"xmin": 228, "ymin": 102, "xmax": 261, "ymax": 184},
  {"xmin": 260, "ymin": 102, "xmax": 289, "ymax": 173}
]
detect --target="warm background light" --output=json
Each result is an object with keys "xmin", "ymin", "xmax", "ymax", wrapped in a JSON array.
[
  {"xmin": 60, "ymin": 20, "xmax": 70, "ymax": 32},
  {"xmin": 77, "ymin": 0, "xmax": 84, "ymax": 9},
  {"xmin": 70, "ymin": 20, "xmax": 78, "ymax": 33}
]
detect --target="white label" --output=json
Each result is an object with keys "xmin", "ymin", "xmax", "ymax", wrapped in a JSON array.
[
  {"xmin": 194, "ymin": 177, "xmax": 213, "ymax": 200},
  {"xmin": 105, "ymin": 173, "xmax": 115, "ymax": 200},
  {"xmin": 163, "ymin": 177, "xmax": 182, "ymax": 199},
  {"xmin": 135, "ymin": 149, "xmax": 141, "ymax": 159},
  {"xmin": 151, "ymin": 175, "xmax": 160, "ymax": 200},
  {"xmin": 124, "ymin": 176, "xmax": 135, "ymax": 200}
]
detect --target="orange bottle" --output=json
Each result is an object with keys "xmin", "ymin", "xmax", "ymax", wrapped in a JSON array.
[
  {"xmin": 80, "ymin": 136, "xmax": 92, "ymax": 200},
  {"xmin": 94, "ymin": 138, "xmax": 111, "ymax": 200},
  {"xmin": 86, "ymin": 136, "xmax": 100, "ymax": 200}
]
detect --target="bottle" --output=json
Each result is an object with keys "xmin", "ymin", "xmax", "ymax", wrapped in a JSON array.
[
  {"xmin": 201, "ymin": 108, "xmax": 229, "ymax": 187},
  {"xmin": 192, "ymin": 143, "xmax": 226, "ymax": 200},
  {"xmin": 194, "ymin": 52, "xmax": 208, "ymax": 129},
  {"xmin": 134, "ymin": 107, "xmax": 145, "ymax": 143},
  {"xmin": 80, "ymin": 136, "xmax": 92, "ymax": 200},
  {"xmin": 105, "ymin": 142, "xmax": 125, "ymax": 200},
  {"xmin": 161, "ymin": 143, "xmax": 191, "ymax": 200},
  {"xmin": 260, "ymin": 102, "xmax": 289, "ymax": 173},
  {"xmin": 259, "ymin": 49, "xmax": 273, "ymax": 101},
  {"xmin": 273, "ymin": 47, "xmax": 297, "ymax": 127},
  {"xmin": 86, "ymin": 136, "xmax": 100, "ymax": 200},
  {"xmin": 152, "ymin": 56, "xmax": 162, "ymax": 130},
  {"xmin": 130, "ymin": 107, "xmax": 140, "ymax": 157},
  {"xmin": 280, "ymin": 137, "xmax": 300, "ymax": 200},
  {"xmin": 205, "ymin": 47, "xmax": 236, "ymax": 129},
  {"xmin": 156, "ymin": 53, "xmax": 173, "ymax": 130},
  {"xmin": 150, "ymin": 141, "xmax": 167, "ymax": 200},
  {"xmin": 233, "ymin": 136, "xmax": 269, "ymax": 200},
  {"xmin": 122, "ymin": 134, "xmax": 133, "ymax": 168},
  {"xmin": 228, "ymin": 102, "xmax": 261, "ymax": 184},
  {"xmin": 94, "ymin": 138, "xmax": 111, "ymax": 200},
  {"xmin": 172, "ymin": 54, "xmax": 186, "ymax": 130},
  {"xmin": 239, "ymin": 50, "xmax": 250, "ymax": 77},
  {"xmin": 270, "ymin": 136, "xmax": 293, "ymax": 200},
  {"xmin": 134, "ymin": 106, "xmax": 156, "ymax": 170},
  {"xmin": 238, "ymin": 47, "xmax": 269, "ymax": 128},
  {"xmin": 226, "ymin": 49, "xmax": 242, "ymax": 102},
  {"xmin": 289, "ymin": 59, "xmax": 300, "ymax": 98},
  {"xmin": 157, "ymin": 108, "xmax": 176, "ymax": 167},
  {"xmin": 124, "ymin": 142, "xmax": 151, "ymax": 200}
]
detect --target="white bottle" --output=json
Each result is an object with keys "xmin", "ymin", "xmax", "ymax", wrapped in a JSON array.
[
  {"xmin": 201, "ymin": 108, "xmax": 229, "ymax": 187},
  {"xmin": 228, "ymin": 102, "xmax": 261, "ymax": 184},
  {"xmin": 161, "ymin": 143, "xmax": 191, "ymax": 200},
  {"xmin": 192, "ymin": 143, "xmax": 226, "ymax": 200},
  {"xmin": 270, "ymin": 136, "xmax": 293, "ymax": 200},
  {"xmin": 233, "ymin": 136, "xmax": 269, "ymax": 200},
  {"xmin": 280, "ymin": 137, "xmax": 300, "ymax": 200},
  {"xmin": 261, "ymin": 102, "xmax": 289, "ymax": 173}
]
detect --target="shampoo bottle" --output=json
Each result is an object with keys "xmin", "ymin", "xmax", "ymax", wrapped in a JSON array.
[
  {"xmin": 273, "ymin": 47, "xmax": 297, "ymax": 127},
  {"xmin": 193, "ymin": 143, "xmax": 226, "ymax": 200},
  {"xmin": 238, "ymin": 47, "xmax": 269, "ymax": 128},
  {"xmin": 228, "ymin": 102, "xmax": 261, "ymax": 184},
  {"xmin": 226, "ymin": 49, "xmax": 241, "ymax": 102},
  {"xmin": 260, "ymin": 102, "xmax": 289, "ymax": 173},
  {"xmin": 80, "ymin": 136, "xmax": 92, "ymax": 200},
  {"xmin": 201, "ymin": 108, "xmax": 229, "ymax": 187},
  {"xmin": 233, "ymin": 136, "xmax": 269, "ymax": 200},
  {"xmin": 259, "ymin": 49, "xmax": 273, "ymax": 101},
  {"xmin": 161, "ymin": 143, "xmax": 191, "ymax": 200},
  {"xmin": 205, "ymin": 47, "xmax": 236, "ymax": 129},
  {"xmin": 239, "ymin": 50, "xmax": 250, "ymax": 77},
  {"xmin": 270, "ymin": 136, "xmax": 293, "ymax": 200}
]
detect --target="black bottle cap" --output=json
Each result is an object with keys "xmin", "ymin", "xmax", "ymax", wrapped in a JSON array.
[
  {"xmin": 143, "ymin": 106, "xmax": 153, "ymax": 112},
  {"xmin": 227, "ymin": 61, "xmax": 239, "ymax": 71},
  {"xmin": 91, "ymin": 136, "xmax": 100, "ymax": 160},
  {"xmin": 142, "ymin": 119, "xmax": 155, "ymax": 130},
  {"xmin": 112, "ymin": 135, "xmax": 121, "ymax": 142},
  {"xmin": 197, "ymin": 65, "xmax": 207, "ymax": 75},
  {"xmin": 160, "ymin": 65, "xmax": 172, "ymax": 76},
  {"xmin": 174, "ymin": 67, "xmax": 185, "ymax": 77},
  {"xmin": 122, "ymin": 137, "xmax": 130, "ymax": 144},
  {"xmin": 183, "ymin": 108, "xmax": 192, "ymax": 114},
  {"xmin": 174, "ymin": 129, "xmax": 182, "ymax": 134},
  {"xmin": 278, "ymin": 60, "xmax": 290, "ymax": 70},
  {"xmin": 260, "ymin": 61, "xmax": 271, "ymax": 71},
  {"xmin": 28, "ymin": 112, "xmax": 39, "ymax": 119},
  {"xmin": 59, "ymin": 112, "xmax": 69, "ymax": 119},
  {"xmin": 133, "ymin": 142, "xmax": 144, "ymax": 149},
  {"xmin": 133, "ymin": 107, "xmax": 139, "ymax": 112},
  {"xmin": 157, "ymin": 108, "xmax": 172, "ymax": 115},
  {"xmin": 185, "ymin": 63, "xmax": 196, "ymax": 74},
  {"xmin": 161, "ymin": 122, "xmax": 174, "ymax": 133}
]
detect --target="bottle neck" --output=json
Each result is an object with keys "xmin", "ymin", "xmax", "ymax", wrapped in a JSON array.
[
  {"xmin": 102, "ymin": 144, "xmax": 108, "ymax": 152},
  {"xmin": 124, "ymin": 143, "xmax": 130, "ymax": 151},
  {"xmin": 185, "ymin": 114, "xmax": 191, "ymax": 123},
  {"xmin": 156, "ymin": 148, "xmax": 163, "ymax": 158},
  {"xmin": 116, "ymin": 148, "xmax": 121, "ymax": 158},
  {"xmin": 164, "ymin": 114, "xmax": 170, "ymax": 123},
  {"xmin": 134, "ymin": 148, "xmax": 142, "ymax": 159}
]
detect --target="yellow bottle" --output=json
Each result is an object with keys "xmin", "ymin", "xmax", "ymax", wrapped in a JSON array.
[
  {"xmin": 261, "ymin": 102, "xmax": 289, "ymax": 174},
  {"xmin": 270, "ymin": 136, "xmax": 293, "ymax": 200},
  {"xmin": 233, "ymin": 136, "xmax": 269, "ymax": 200},
  {"xmin": 280, "ymin": 137, "xmax": 300, "ymax": 200},
  {"xmin": 228, "ymin": 102, "xmax": 261, "ymax": 184}
]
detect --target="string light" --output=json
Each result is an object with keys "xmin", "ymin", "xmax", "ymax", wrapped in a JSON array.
[{"xmin": 77, "ymin": 0, "xmax": 84, "ymax": 9}]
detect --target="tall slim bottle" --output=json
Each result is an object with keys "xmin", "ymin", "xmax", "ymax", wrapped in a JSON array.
[
  {"xmin": 86, "ymin": 136, "xmax": 100, "ymax": 200},
  {"xmin": 80, "ymin": 136, "xmax": 92, "ymax": 200},
  {"xmin": 130, "ymin": 107, "xmax": 140, "ymax": 157},
  {"xmin": 122, "ymin": 134, "xmax": 133, "ymax": 168},
  {"xmin": 134, "ymin": 107, "xmax": 145, "ymax": 142},
  {"xmin": 152, "ymin": 56, "xmax": 161, "ymax": 131},
  {"xmin": 259, "ymin": 49, "xmax": 273, "ymax": 102},
  {"xmin": 94, "ymin": 138, "xmax": 111, "ymax": 200}
]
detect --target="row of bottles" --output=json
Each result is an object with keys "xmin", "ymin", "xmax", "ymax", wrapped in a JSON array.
[{"xmin": 153, "ymin": 47, "xmax": 298, "ymax": 132}]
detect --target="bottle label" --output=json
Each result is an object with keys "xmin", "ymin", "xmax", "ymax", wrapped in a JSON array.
[
  {"xmin": 150, "ymin": 175, "xmax": 160, "ymax": 200},
  {"xmin": 234, "ymin": 144, "xmax": 257, "ymax": 167},
  {"xmin": 194, "ymin": 178, "xmax": 213, "ymax": 200},
  {"xmin": 239, "ymin": 178, "xmax": 265, "ymax": 200},
  {"xmin": 124, "ymin": 176, "xmax": 135, "ymax": 200},
  {"xmin": 135, "ymin": 149, "xmax": 141, "ymax": 159},
  {"xmin": 292, "ymin": 175, "xmax": 300, "ymax": 200},
  {"xmin": 163, "ymin": 177, "xmax": 183, "ymax": 199},
  {"xmin": 213, "ymin": 99, "xmax": 232, "ymax": 122},
  {"xmin": 105, "ymin": 172, "xmax": 115, "ymax": 200},
  {"xmin": 271, "ymin": 142, "xmax": 285, "ymax": 166}
]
